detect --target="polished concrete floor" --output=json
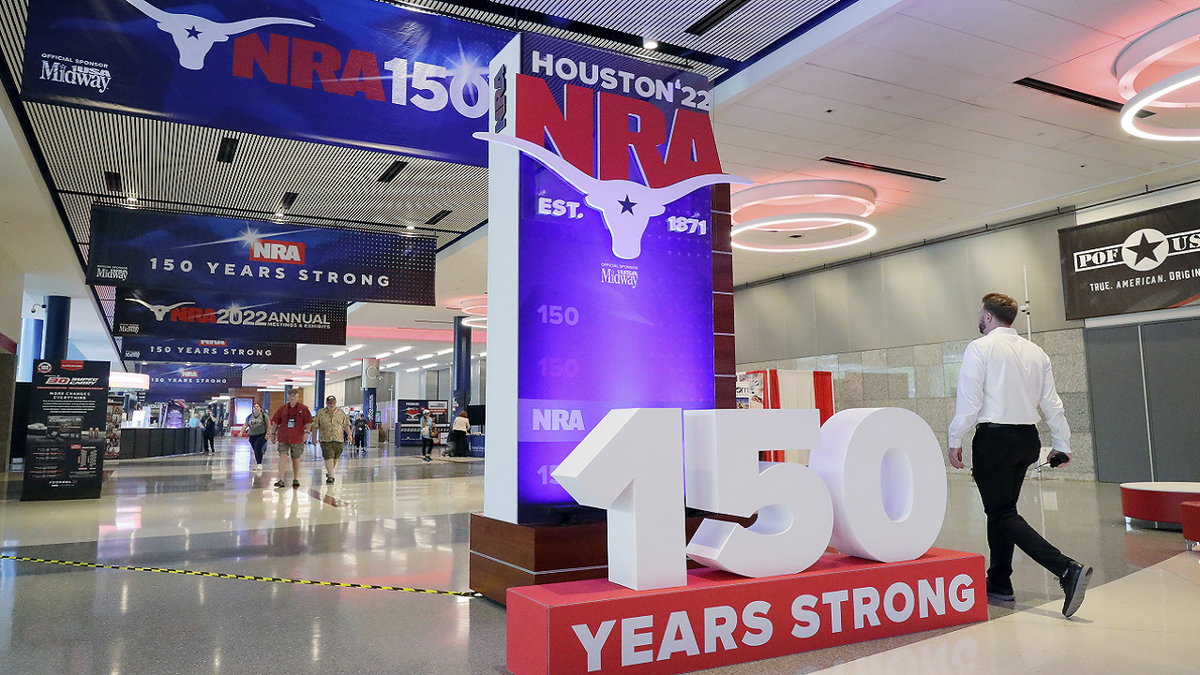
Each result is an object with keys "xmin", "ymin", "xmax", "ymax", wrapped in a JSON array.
[{"xmin": 0, "ymin": 436, "xmax": 1195, "ymax": 675}]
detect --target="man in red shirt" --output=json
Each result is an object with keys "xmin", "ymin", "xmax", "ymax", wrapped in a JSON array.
[{"xmin": 270, "ymin": 388, "xmax": 313, "ymax": 489}]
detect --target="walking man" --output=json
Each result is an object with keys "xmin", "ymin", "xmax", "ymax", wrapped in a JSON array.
[
  {"xmin": 312, "ymin": 395, "xmax": 351, "ymax": 484},
  {"xmin": 269, "ymin": 389, "xmax": 312, "ymax": 489},
  {"xmin": 949, "ymin": 293, "xmax": 1092, "ymax": 617}
]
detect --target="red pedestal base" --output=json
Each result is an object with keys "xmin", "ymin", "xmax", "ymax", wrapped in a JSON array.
[{"xmin": 507, "ymin": 548, "xmax": 986, "ymax": 675}]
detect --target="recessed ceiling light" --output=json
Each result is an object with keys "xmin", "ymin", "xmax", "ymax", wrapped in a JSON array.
[
  {"xmin": 421, "ymin": 363, "xmax": 439, "ymax": 369},
  {"xmin": 308, "ymin": 360, "xmax": 322, "ymax": 366},
  {"xmin": 406, "ymin": 367, "xmax": 420, "ymax": 373},
  {"xmin": 436, "ymin": 348, "xmax": 453, "ymax": 355},
  {"xmin": 279, "ymin": 191, "xmax": 299, "ymax": 210},
  {"xmin": 378, "ymin": 160, "xmax": 408, "ymax": 183},
  {"xmin": 104, "ymin": 171, "xmax": 123, "ymax": 192},
  {"xmin": 373, "ymin": 352, "xmax": 392, "ymax": 359},
  {"xmin": 346, "ymin": 344, "xmax": 364, "ymax": 353},
  {"xmin": 392, "ymin": 346, "xmax": 413, "ymax": 355},
  {"xmin": 330, "ymin": 350, "xmax": 347, "ymax": 358},
  {"xmin": 216, "ymin": 137, "xmax": 239, "ymax": 163},
  {"xmin": 643, "ymin": 37, "xmax": 658, "ymax": 50},
  {"xmin": 425, "ymin": 209, "xmax": 453, "ymax": 225},
  {"xmin": 480, "ymin": 352, "xmax": 487, "ymax": 357},
  {"xmin": 383, "ymin": 362, "xmax": 398, "ymax": 368},
  {"xmin": 415, "ymin": 353, "xmax": 435, "ymax": 360}
]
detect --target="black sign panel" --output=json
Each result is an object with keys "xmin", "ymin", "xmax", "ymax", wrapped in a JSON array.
[
  {"xmin": 1060, "ymin": 197, "xmax": 1200, "ymax": 320},
  {"xmin": 87, "ymin": 207, "xmax": 436, "ymax": 305},
  {"xmin": 142, "ymin": 365, "xmax": 243, "ymax": 404},
  {"xmin": 112, "ymin": 288, "xmax": 347, "ymax": 345},
  {"xmin": 121, "ymin": 337, "xmax": 297, "ymax": 365},
  {"xmin": 22, "ymin": 360, "xmax": 109, "ymax": 501}
]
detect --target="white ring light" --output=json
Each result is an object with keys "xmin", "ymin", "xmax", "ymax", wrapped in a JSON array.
[
  {"xmin": 462, "ymin": 316, "xmax": 487, "ymax": 329},
  {"xmin": 458, "ymin": 295, "xmax": 488, "ymax": 316},
  {"xmin": 732, "ymin": 214, "xmax": 877, "ymax": 253},
  {"xmin": 1113, "ymin": 8, "xmax": 1200, "ymax": 107},
  {"xmin": 1120, "ymin": 62, "xmax": 1200, "ymax": 140},
  {"xmin": 732, "ymin": 180, "xmax": 877, "ymax": 218}
]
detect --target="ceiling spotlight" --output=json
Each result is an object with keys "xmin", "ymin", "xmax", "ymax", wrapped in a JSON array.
[{"xmin": 643, "ymin": 37, "xmax": 659, "ymax": 50}]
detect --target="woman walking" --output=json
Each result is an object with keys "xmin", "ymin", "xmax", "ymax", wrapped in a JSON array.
[
  {"xmin": 419, "ymin": 410, "xmax": 436, "ymax": 462},
  {"xmin": 241, "ymin": 403, "xmax": 269, "ymax": 470}
]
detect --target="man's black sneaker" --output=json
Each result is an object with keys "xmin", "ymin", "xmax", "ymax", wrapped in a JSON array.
[
  {"xmin": 1060, "ymin": 561, "xmax": 1093, "ymax": 618},
  {"xmin": 273, "ymin": 480, "xmax": 285, "ymax": 488},
  {"xmin": 326, "ymin": 475, "xmax": 335, "ymax": 484},
  {"xmin": 292, "ymin": 479, "xmax": 300, "ymax": 489},
  {"xmin": 986, "ymin": 582, "xmax": 1015, "ymax": 602}
]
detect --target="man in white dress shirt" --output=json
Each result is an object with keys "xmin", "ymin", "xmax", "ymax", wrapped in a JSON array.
[{"xmin": 948, "ymin": 293, "xmax": 1092, "ymax": 617}]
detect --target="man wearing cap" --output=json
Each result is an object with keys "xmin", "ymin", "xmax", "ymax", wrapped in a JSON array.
[
  {"xmin": 269, "ymin": 389, "xmax": 313, "ymax": 489},
  {"xmin": 312, "ymin": 395, "xmax": 352, "ymax": 484}
]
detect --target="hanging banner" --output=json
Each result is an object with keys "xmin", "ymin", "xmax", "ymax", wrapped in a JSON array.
[
  {"xmin": 482, "ymin": 34, "xmax": 748, "ymax": 522},
  {"xmin": 21, "ymin": 0, "xmax": 512, "ymax": 166},
  {"xmin": 142, "ymin": 364, "xmax": 242, "ymax": 403},
  {"xmin": 113, "ymin": 287, "xmax": 347, "ymax": 345},
  {"xmin": 87, "ymin": 206, "xmax": 436, "ymax": 305},
  {"xmin": 1060, "ymin": 197, "xmax": 1200, "ymax": 319},
  {"xmin": 121, "ymin": 337, "xmax": 297, "ymax": 365},
  {"xmin": 22, "ymin": 360, "xmax": 109, "ymax": 501}
]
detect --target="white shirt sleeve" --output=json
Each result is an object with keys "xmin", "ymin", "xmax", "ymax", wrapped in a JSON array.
[
  {"xmin": 1040, "ymin": 358, "xmax": 1071, "ymax": 454},
  {"xmin": 948, "ymin": 342, "xmax": 985, "ymax": 448}
]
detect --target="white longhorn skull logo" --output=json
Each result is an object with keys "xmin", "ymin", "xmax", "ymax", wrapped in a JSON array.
[
  {"xmin": 125, "ymin": 0, "xmax": 315, "ymax": 71},
  {"xmin": 474, "ymin": 132, "xmax": 751, "ymax": 259}
]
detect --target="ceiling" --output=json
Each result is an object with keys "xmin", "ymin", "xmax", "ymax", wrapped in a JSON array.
[{"xmin": 3, "ymin": 0, "xmax": 1200, "ymax": 383}]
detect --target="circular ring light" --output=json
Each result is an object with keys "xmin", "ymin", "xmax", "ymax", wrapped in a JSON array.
[
  {"xmin": 458, "ymin": 295, "xmax": 488, "ymax": 316},
  {"xmin": 731, "ymin": 180, "xmax": 878, "ymax": 253},
  {"xmin": 462, "ymin": 316, "xmax": 488, "ymax": 329},
  {"xmin": 1121, "ymin": 62, "xmax": 1200, "ymax": 140},
  {"xmin": 1113, "ymin": 8, "xmax": 1200, "ymax": 107},
  {"xmin": 732, "ymin": 214, "xmax": 877, "ymax": 253},
  {"xmin": 732, "ymin": 180, "xmax": 877, "ymax": 218}
]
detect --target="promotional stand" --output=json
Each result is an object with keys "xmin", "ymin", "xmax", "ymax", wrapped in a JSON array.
[{"xmin": 22, "ymin": 360, "xmax": 110, "ymax": 501}]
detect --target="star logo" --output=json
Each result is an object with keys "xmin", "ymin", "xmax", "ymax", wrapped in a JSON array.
[
  {"xmin": 1121, "ymin": 228, "xmax": 1168, "ymax": 272},
  {"xmin": 618, "ymin": 195, "xmax": 636, "ymax": 215},
  {"xmin": 185, "ymin": 25, "xmax": 201, "ymax": 39}
]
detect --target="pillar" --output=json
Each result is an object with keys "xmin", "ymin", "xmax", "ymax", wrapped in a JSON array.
[
  {"xmin": 451, "ymin": 316, "xmax": 471, "ymax": 417},
  {"xmin": 42, "ymin": 295, "xmax": 70, "ymax": 364}
]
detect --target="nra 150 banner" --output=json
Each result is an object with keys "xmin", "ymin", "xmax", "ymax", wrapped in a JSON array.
[
  {"xmin": 482, "ymin": 34, "xmax": 748, "ymax": 522},
  {"xmin": 1060, "ymin": 197, "xmax": 1200, "ymax": 320},
  {"xmin": 87, "ymin": 206, "xmax": 435, "ymax": 305},
  {"xmin": 113, "ymin": 287, "xmax": 347, "ymax": 345},
  {"xmin": 21, "ymin": 0, "xmax": 512, "ymax": 166},
  {"xmin": 121, "ymin": 337, "xmax": 296, "ymax": 365},
  {"xmin": 141, "ymin": 364, "xmax": 242, "ymax": 403}
]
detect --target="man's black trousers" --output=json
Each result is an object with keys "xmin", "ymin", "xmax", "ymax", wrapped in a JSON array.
[{"xmin": 972, "ymin": 424, "xmax": 1071, "ymax": 588}]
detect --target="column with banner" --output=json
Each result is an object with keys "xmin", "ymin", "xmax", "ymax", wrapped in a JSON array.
[
  {"xmin": 479, "ymin": 34, "xmax": 749, "ymax": 524},
  {"xmin": 23, "ymin": 360, "xmax": 110, "ymax": 501},
  {"xmin": 361, "ymin": 358, "xmax": 379, "ymax": 432}
]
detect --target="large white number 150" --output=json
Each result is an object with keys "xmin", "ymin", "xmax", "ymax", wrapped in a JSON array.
[{"xmin": 552, "ymin": 407, "xmax": 947, "ymax": 591}]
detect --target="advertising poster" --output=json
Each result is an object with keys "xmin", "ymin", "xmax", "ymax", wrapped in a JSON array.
[
  {"xmin": 113, "ymin": 287, "xmax": 347, "ymax": 345},
  {"xmin": 486, "ymin": 35, "xmax": 733, "ymax": 521},
  {"xmin": 1060, "ymin": 197, "xmax": 1200, "ymax": 319},
  {"xmin": 142, "ymin": 364, "xmax": 242, "ymax": 403},
  {"xmin": 21, "ymin": 0, "xmax": 512, "ymax": 166},
  {"xmin": 22, "ymin": 360, "xmax": 109, "ymax": 501},
  {"xmin": 121, "ymin": 336, "xmax": 297, "ymax": 365},
  {"xmin": 88, "ymin": 206, "xmax": 435, "ymax": 305}
]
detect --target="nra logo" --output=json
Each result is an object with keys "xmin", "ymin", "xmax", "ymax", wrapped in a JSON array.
[
  {"xmin": 250, "ymin": 239, "xmax": 305, "ymax": 265},
  {"xmin": 199, "ymin": 340, "xmax": 228, "ymax": 346},
  {"xmin": 181, "ymin": 371, "xmax": 199, "ymax": 378},
  {"xmin": 533, "ymin": 408, "xmax": 585, "ymax": 431}
]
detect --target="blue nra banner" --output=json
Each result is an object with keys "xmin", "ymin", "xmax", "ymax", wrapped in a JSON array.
[
  {"xmin": 21, "ymin": 0, "xmax": 512, "ymax": 166},
  {"xmin": 142, "ymin": 364, "xmax": 242, "ymax": 403},
  {"xmin": 87, "ymin": 206, "xmax": 435, "ymax": 305},
  {"xmin": 113, "ymin": 287, "xmax": 347, "ymax": 345},
  {"xmin": 121, "ymin": 337, "xmax": 297, "ymax": 365}
]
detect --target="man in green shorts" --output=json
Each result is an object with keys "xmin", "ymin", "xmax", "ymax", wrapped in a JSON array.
[
  {"xmin": 269, "ymin": 388, "xmax": 313, "ymax": 489},
  {"xmin": 312, "ymin": 395, "xmax": 352, "ymax": 484}
]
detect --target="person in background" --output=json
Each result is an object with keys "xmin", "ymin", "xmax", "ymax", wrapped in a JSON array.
[
  {"xmin": 202, "ymin": 410, "xmax": 217, "ymax": 453},
  {"xmin": 187, "ymin": 413, "xmax": 200, "ymax": 429},
  {"xmin": 312, "ymin": 396, "xmax": 351, "ymax": 484},
  {"xmin": 241, "ymin": 403, "xmax": 269, "ymax": 470},
  {"xmin": 419, "ymin": 410, "xmax": 436, "ymax": 463},
  {"xmin": 449, "ymin": 410, "xmax": 470, "ymax": 458},
  {"xmin": 353, "ymin": 415, "xmax": 368, "ymax": 450},
  {"xmin": 269, "ymin": 389, "xmax": 313, "ymax": 489},
  {"xmin": 948, "ymin": 292, "xmax": 1092, "ymax": 618}
]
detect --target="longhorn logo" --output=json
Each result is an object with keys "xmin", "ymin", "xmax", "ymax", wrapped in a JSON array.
[
  {"xmin": 125, "ymin": 0, "xmax": 315, "ymax": 71},
  {"xmin": 474, "ymin": 132, "xmax": 751, "ymax": 259},
  {"xmin": 126, "ymin": 298, "xmax": 194, "ymax": 321}
]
